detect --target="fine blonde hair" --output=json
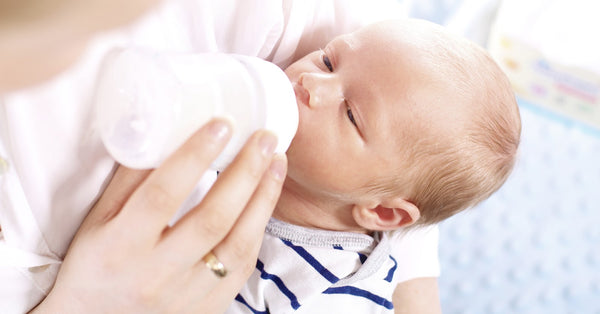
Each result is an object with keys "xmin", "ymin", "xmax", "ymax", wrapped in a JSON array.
[{"xmin": 375, "ymin": 20, "xmax": 522, "ymax": 229}]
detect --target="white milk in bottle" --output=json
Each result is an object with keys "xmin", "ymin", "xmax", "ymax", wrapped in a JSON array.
[{"xmin": 94, "ymin": 47, "xmax": 298, "ymax": 170}]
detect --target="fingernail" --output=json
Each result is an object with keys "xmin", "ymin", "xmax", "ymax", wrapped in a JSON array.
[
  {"xmin": 208, "ymin": 119, "xmax": 232, "ymax": 140},
  {"xmin": 269, "ymin": 154, "xmax": 287, "ymax": 181},
  {"xmin": 259, "ymin": 132, "xmax": 278, "ymax": 157}
]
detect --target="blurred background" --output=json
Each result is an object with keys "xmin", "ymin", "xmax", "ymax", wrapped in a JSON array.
[{"xmin": 397, "ymin": 0, "xmax": 600, "ymax": 313}]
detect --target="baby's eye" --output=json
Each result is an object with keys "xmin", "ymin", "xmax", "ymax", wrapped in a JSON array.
[
  {"xmin": 322, "ymin": 54, "xmax": 333, "ymax": 72},
  {"xmin": 346, "ymin": 105, "xmax": 357, "ymax": 127}
]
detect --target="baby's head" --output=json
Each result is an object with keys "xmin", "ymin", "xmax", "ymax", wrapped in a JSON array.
[{"xmin": 281, "ymin": 19, "xmax": 521, "ymax": 232}]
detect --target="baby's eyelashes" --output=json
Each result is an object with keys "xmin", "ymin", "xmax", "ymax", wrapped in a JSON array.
[
  {"xmin": 320, "ymin": 49, "xmax": 333, "ymax": 72},
  {"xmin": 346, "ymin": 102, "xmax": 358, "ymax": 127}
]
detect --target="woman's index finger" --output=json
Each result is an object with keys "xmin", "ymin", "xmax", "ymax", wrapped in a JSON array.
[{"xmin": 120, "ymin": 118, "xmax": 232, "ymax": 237}]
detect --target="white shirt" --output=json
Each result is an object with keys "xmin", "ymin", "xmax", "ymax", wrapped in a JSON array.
[
  {"xmin": 0, "ymin": 0, "xmax": 437, "ymax": 312},
  {"xmin": 226, "ymin": 219, "xmax": 438, "ymax": 314}
]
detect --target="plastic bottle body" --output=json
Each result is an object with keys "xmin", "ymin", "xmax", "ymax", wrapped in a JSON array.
[{"xmin": 94, "ymin": 48, "xmax": 298, "ymax": 170}]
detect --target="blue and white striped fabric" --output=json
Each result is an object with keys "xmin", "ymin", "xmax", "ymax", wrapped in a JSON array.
[{"xmin": 225, "ymin": 218, "xmax": 398, "ymax": 314}]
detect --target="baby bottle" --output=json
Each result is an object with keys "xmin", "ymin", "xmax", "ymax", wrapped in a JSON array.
[{"xmin": 94, "ymin": 47, "xmax": 298, "ymax": 170}]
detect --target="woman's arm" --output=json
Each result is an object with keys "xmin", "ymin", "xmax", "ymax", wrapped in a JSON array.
[
  {"xmin": 287, "ymin": 0, "xmax": 403, "ymax": 63},
  {"xmin": 0, "ymin": 0, "xmax": 163, "ymax": 91},
  {"xmin": 393, "ymin": 277, "xmax": 442, "ymax": 314}
]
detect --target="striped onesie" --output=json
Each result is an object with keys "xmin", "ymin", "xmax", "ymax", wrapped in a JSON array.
[{"xmin": 226, "ymin": 218, "xmax": 398, "ymax": 313}]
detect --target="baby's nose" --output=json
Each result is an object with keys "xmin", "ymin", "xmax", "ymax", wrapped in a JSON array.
[{"xmin": 300, "ymin": 73, "xmax": 344, "ymax": 108}]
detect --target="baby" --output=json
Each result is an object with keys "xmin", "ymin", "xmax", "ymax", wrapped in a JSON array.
[{"xmin": 227, "ymin": 18, "xmax": 521, "ymax": 313}]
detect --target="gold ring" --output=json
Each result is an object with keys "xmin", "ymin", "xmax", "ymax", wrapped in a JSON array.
[{"xmin": 202, "ymin": 252, "xmax": 227, "ymax": 278}]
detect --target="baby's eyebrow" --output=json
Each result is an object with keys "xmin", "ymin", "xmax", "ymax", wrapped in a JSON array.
[
  {"xmin": 325, "ymin": 35, "xmax": 358, "ymax": 69},
  {"xmin": 339, "ymin": 35, "xmax": 360, "ymax": 52}
]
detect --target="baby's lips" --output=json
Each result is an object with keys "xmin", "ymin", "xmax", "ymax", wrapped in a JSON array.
[{"xmin": 293, "ymin": 82, "xmax": 310, "ymax": 107}]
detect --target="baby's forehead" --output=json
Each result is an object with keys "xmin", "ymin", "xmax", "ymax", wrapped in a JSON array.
[{"xmin": 336, "ymin": 33, "xmax": 361, "ymax": 51}]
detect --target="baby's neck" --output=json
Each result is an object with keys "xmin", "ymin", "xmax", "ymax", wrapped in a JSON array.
[{"xmin": 273, "ymin": 179, "xmax": 368, "ymax": 234}]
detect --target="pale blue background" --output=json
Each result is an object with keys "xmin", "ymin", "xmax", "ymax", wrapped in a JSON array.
[{"xmin": 398, "ymin": 0, "xmax": 600, "ymax": 313}]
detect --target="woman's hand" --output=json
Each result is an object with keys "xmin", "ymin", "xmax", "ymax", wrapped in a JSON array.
[{"xmin": 33, "ymin": 118, "xmax": 287, "ymax": 313}]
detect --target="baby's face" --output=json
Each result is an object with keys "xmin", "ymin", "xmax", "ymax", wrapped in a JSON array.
[{"xmin": 283, "ymin": 21, "xmax": 461, "ymax": 202}]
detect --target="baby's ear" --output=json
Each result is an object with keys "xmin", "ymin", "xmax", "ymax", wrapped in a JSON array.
[{"xmin": 352, "ymin": 198, "xmax": 420, "ymax": 231}]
